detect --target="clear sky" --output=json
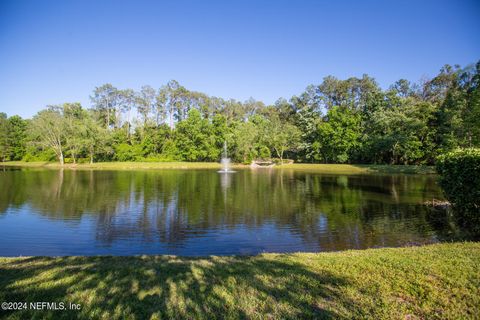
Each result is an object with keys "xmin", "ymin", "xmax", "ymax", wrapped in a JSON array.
[{"xmin": 0, "ymin": 0, "xmax": 479, "ymax": 118}]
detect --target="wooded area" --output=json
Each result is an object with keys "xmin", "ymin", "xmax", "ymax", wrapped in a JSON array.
[{"xmin": 1, "ymin": 61, "xmax": 479, "ymax": 165}]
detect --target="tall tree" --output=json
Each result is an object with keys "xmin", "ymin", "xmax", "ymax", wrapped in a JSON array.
[
  {"xmin": 155, "ymin": 88, "xmax": 167, "ymax": 126},
  {"xmin": 233, "ymin": 120, "xmax": 259, "ymax": 163},
  {"xmin": 137, "ymin": 85, "xmax": 156, "ymax": 126},
  {"xmin": 118, "ymin": 89, "xmax": 137, "ymax": 140},
  {"xmin": 83, "ymin": 112, "xmax": 109, "ymax": 163},
  {"xmin": 242, "ymin": 98, "xmax": 265, "ymax": 121},
  {"xmin": 268, "ymin": 114, "xmax": 301, "ymax": 161},
  {"xmin": 175, "ymin": 109, "xmax": 217, "ymax": 161},
  {"xmin": 158, "ymin": 80, "xmax": 187, "ymax": 129},
  {"xmin": 7, "ymin": 115, "xmax": 27, "ymax": 160},
  {"xmin": 460, "ymin": 61, "xmax": 480, "ymax": 147},
  {"xmin": 0, "ymin": 113, "xmax": 10, "ymax": 161},
  {"xmin": 366, "ymin": 100, "xmax": 436, "ymax": 164},
  {"xmin": 29, "ymin": 106, "xmax": 66, "ymax": 165},
  {"xmin": 316, "ymin": 106, "xmax": 362, "ymax": 163},
  {"xmin": 90, "ymin": 84, "xmax": 119, "ymax": 129},
  {"xmin": 291, "ymin": 88, "xmax": 322, "ymax": 161},
  {"xmin": 63, "ymin": 103, "xmax": 86, "ymax": 163}
]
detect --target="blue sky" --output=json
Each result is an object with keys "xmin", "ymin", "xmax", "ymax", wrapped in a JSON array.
[{"xmin": 0, "ymin": 0, "xmax": 479, "ymax": 118}]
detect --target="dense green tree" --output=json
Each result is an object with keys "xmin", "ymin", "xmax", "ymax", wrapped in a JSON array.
[
  {"xmin": 7, "ymin": 115, "xmax": 27, "ymax": 160},
  {"xmin": 291, "ymin": 88, "xmax": 322, "ymax": 161},
  {"xmin": 175, "ymin": 109, "xmax": 218, "ymax": 161},
  {"xmin": 317, "ymin": 74, "xmax": 380, "ymax": 112},
  {"xmin": 233, "ymin": 120, "xmax": 259, "ymax": 163},
  {"xmin": 211, "ymin": 113, "xmax": 231, "ymax": 154},
  {"xmin": 365, "ymin": 98, "xmax": 437, "ymax": 164},
  {"xmin": 0, "ymin": 113, "xmax": 10, "ymax": 161},
  {"xmin": 316, "ymin": 106, "xmax": 362, "ymax": 163},
  {"xmin": 462, "ymin": 62, "xmax": 480, "ymax": 147}
]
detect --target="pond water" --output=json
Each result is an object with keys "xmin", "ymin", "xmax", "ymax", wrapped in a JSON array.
[{"xmin": 0, "ymin": 167, "xmax": 457, "ymax": 256}]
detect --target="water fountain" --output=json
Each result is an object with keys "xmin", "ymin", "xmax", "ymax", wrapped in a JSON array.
[{"xmin": 218, "ymin": 141, "xmax": 235, "ymax": 173}]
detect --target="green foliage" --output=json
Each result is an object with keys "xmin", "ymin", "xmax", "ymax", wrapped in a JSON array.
[
  {"xmin": 23, "ymin": 147, "xmax": 57, "ymax": 162},
  {"xmin": 316, "ymin": 106, "xmax": 362, "ymax": 163},
  {"xmin": 160, "ymin": 139, "xmax": 181, "ymax": 160},
  {"xmin": 0, "ymin": 113, "xmax": 9, "ymax": 161},
  {"xmin": 3, "ymin": 60, "xmax": 480, "ymax": 166},
  {"xmin": 174, "ymin": 109, "xmax": 219, "ymax": 161},
  {"xmin": 233, "ymin": 120, "xmax": 259, "ymax": 162},
  {"xmin": 7, "ymin": 115, "xmax": 27, "ymax": 160},
  {"xmin": 259, "ymin": 146, "xmax": 271, "ymax": 159},
  {"xmin": 28, "ymin": 106, "xmax": 67, "ymax": 164},
  {"xmin": 114, "ymin": 143, "xmax": 144, "ymax": 161},
  {"xmin": 436, "ymin": 148, "xmax": 480, "ymax": 230},
  {"xmin": 268, "ymin": 114, "xmax": 301, "ymax": 160},
  {"xmin": 365, "ymin": 100, "xmax": 436, "ymax": 164}
]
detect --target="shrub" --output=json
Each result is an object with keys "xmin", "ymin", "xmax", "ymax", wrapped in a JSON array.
[
  {"xmin": 259, "ymin": 146, "xmax": 271, "ymax": 160},
  {"xmin": 436, "ymin": 148, "xmax": 480, "ymax": 230},
  {"xmin": 114, "ymin": 143, "xmax": 144, "ymax": 162},
  {"xmin": 161, "ymin": 139, "xmax": 181, "ymax": 161},
  {"xmin": 22, "ymin": 148, "xmax": 56, "ymax": 162}
]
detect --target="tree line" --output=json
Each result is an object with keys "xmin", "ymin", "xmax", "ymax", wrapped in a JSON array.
[{"xmin": 1, "ymin": 61, "xmax": 479, "ymax": 165}]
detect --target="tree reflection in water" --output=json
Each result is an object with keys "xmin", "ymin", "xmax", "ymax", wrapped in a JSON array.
[{"xmin": 0, "ymin": 167, "xmax": 465, "ymax": 256}]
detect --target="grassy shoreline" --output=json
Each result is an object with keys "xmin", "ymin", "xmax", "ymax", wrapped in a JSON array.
[
  {"xmin": 0, "ymin": 243, "xmax": 478, "ymax": 319},
  {"xmin": 1, "ymin": 161, "xmax": 435, "ymax": 174}
]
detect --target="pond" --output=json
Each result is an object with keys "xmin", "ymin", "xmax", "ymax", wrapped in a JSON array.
[{"xmin": 0, "ymin": 167, "xmax": 458, "ymax": 256}]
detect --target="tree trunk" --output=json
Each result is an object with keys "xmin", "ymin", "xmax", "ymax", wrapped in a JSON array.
[
  {"xmin": 59, "ymin": 151, "xmax": 64, "ymax": 166},
  {"xmin": 89, "ymin": 146, "xmax": 94, "ymax": 164},
  {"xmin": 106, "ymin": 96, "xmax": 110, "ymax": 129},
  {"xmin": 127, "ymin": 108, "xmax": 131, "ymax": 141},
  {"xmin": 115, "ymin": 107, "xmax": 120, "ymax": 129}
]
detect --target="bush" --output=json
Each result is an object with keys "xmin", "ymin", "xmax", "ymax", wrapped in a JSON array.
[
  {"xmin": 114, "ymin": 143, "xmax": 144, "ymax": 162},
  {"xmin": 436, "ymin": 148, "xmax": 480, "ymax": 230},
  {"xmin": 22, "ymin": 148, "xmax": 56, "ymax": 162},
  {"xmin": 161, "ymin": 139, "xmax": 181, "ymax": 161},
  {"xmin": 259, "ymin": 146, "xmax": 271, "ymax": 160}
]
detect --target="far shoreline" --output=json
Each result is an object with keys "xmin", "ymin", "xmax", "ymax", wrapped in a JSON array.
[{"xmin": 1, "ymin": 161, "xmax": 436, "ymax": 174}]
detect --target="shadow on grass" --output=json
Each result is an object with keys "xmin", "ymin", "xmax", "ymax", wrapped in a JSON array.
[{"xmin": 0, "ymin": 255, "xmax": 359, "ymax": 319}]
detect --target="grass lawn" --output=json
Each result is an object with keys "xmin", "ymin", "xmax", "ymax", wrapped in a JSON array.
[
  {"xmin": 275, "ymin": 163, "xmax": 435, "ymax": 174},
  {"xmin": 0, "ymin": 161, "xmax": 226, "ymax": 170},
  {"xmin": 0, "ymin": 243, "xmax": 478, "ymax": 319},
  {"xmin": 1, "ymin": 161, "xmax": 435, "ymax": 174}
]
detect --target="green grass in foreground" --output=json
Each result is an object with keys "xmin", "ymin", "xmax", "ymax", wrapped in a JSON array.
[
  {"xmin": 1, "ymin": 161, "xmax": 435, "ymax": 174},
  {"xmin": 0, "ymin": 243, "xmax": 478, "ymax": 319}
]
